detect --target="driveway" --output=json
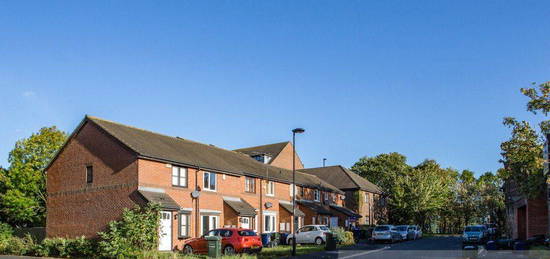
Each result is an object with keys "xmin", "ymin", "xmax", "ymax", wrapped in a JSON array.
[{"xmin": 292, "ymin": 236, "xmax": 550, "ymax": 259}]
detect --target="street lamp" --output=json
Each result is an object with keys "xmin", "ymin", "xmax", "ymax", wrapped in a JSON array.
[{"xmin": 291, "ymin": 127, "xmax": 304, "ymax": 256}]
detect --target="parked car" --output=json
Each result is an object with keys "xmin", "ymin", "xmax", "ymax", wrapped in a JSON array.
[
  {"xmin": 183, "ymin": 228, "xmax": 262, "ymax": 255},
  {"xmin": 462, "ymin": 225, "xmax": 488, "ymax": 249},
  {"xmin": 407, "ymin": 225, "xmax": 422, "ymax": 240},
  {"xmin": 484, "ymin": 223, "xmax": 496, "ymax": 237},
  {"xmin": 287, "ymin": 225, "xmax": 330, "ymax": 245},
  {"xmin": 395, "ymin": 225, "xmax": 410, "ymax": 240},
  {"xmin": 372, "ymin": 225, "xmax": 402, "ymax": 243}
]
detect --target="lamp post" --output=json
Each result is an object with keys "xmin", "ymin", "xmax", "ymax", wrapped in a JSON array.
[
  {"xmin": 291, "ymin": 128, "xmax": 304, "ymax": 256},
  {"xmin": 323, "ymin": 158, "xmax": 326, "ymax": 167}
]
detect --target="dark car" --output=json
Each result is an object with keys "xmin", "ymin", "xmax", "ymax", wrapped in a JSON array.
[{"xmin": 183, "ymin": 228, "xmax": 262, "ymax": 255}]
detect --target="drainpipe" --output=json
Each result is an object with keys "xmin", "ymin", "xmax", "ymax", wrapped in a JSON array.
[
  {"xmin": 195, "ymin": 168, "xmax": 199, "ymax": 237},
  {"xmin": 259, "ymin": 178, "xmax": 263, "ymax": 235}
]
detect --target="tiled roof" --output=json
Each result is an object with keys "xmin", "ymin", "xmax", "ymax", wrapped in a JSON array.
[
  {"xmin": 279, "ymin": 202, "xmax": 305, "ymax": 217},
  {"xmin": 234, "ymin": 142, "xmax": 289, "ymax": 162},
  {"xmin": 330, "ymin": 204, "xmax": 362, "ymax": 218},
  {"xmin": 297, "ymin": 200, "xmax": 332, "ymax": 215},
  {"xmin": 299, "ymin": 165, "xmax": 382, "ymax": 194},
  {"xmin": 137, "ymin": 190, "xmax": 180, "ymax": 210},
  {"xmin": 224, "ymin": 198, "xmax": 257, "ymax": 217},
  {"xmin": 85, "ymin": 116, "xmax": 343, "ymax": 194}
]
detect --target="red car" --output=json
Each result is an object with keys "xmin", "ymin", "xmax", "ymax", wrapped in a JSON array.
[{"xmin": 183, "ymin": 228, "xmax": 263, "ymax": 255}]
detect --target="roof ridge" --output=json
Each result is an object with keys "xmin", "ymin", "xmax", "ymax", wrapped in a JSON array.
[
  {"xmin": 87, "ymin": 115, "xmax": 270, "ymax": 163},
  {"xmin": 299, "ymin": 165, "xmax": 340, "ymax": 171},
  {"xmin": 234, "ymin": 141, "xmax": 290, "ymax": 151},
  {"xmin": 338, "ymin": 165, "xmax": 362, "ymax": 189}
]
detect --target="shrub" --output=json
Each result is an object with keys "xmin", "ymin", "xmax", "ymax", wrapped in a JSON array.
[
  {"xmin": 0, "ymin": 222, "xmax": 13, "ymax": 239},
  {"xmin": 98, "ymin": 203, "xmax": 161, "ymax": 258},
  {"xmin": 35, "ymin": 236, "xmax": 95, "ymax": 257},
  {"xmin": 342, "ymin": 231, "xmax": 355, "ymax": 246},
  {"xmin": 0, "ymin": 234, "xmax": 36, "ymax": 256}
]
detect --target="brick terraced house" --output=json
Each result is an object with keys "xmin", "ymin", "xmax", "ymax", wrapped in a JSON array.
[
  {"xmin": 299, "ymin": 166, "xmax": 384, "ymax": 226},
  {"xmin": 46, "ymin": 116, "xmax": 360, "ymax": 251}
]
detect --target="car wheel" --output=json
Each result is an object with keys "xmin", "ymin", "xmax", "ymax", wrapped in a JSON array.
[
  {"xmin": 223, "ymin": 245, "xmax": 236, "ymax": 255},
  {"xmin": 315, "ymin": 237, "xmax": 323, "ymax": 245},
  {"xmin": 183, "ymin": 245, "xmax": 193, "ymax": 254}
]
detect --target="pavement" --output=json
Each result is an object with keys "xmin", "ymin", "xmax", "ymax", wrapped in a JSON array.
[{"xmin": 291, "ymin": 236, "xmax": 550, "ymax": 259}]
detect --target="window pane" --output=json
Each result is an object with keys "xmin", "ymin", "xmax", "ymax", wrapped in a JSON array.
[
  {"xmin": 204, "ymin": 173, "xmax": 209, "ymax": 189},
  {"xmin": 210, "ymin": 173, "xmax": 216, "ymax": 190},
  {"xmin": 203, "ymin": 216, "xmax": 209, "ymax": 235}
]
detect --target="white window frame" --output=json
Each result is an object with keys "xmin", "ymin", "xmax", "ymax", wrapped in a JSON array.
[
  {"xmin": 289, "ymin": 184, "xmax": 295, "ymax": 197},
  {"xmin": 203, "ymin": 172, "xmax": 217, "ymax": 191},
  {"xmin": 314, "ymin": 189, "xmax": 320, "ymax": 201},
  {"xmin": 172, "ymin": 166, "xmax": 188, "ymax": 187},
  {"xmin": 178, "ymin": 213, "xmax": 190, "ymax": 238},
  {"xmin": 245, "ymin": 177, "xmax": 256, "ymax": 193},
  {"xmin": 266, "ymin": 181, "xmax": 275, "ymax": 196},
  {"xmin": 201, "ymin": 215, "xmax": 219, "ymax": 235},
  {"xmin": 365, "ymin": 193, "xmax": 370, "ymax": 204},
  {"xmin": 263, "ymin": 211, "xmax": 277, "ymax": 233}
]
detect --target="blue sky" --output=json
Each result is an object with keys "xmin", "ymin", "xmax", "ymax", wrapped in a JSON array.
[{"xmin": 1, "ymin": 1, "xmax": 549, "ymax": 175}]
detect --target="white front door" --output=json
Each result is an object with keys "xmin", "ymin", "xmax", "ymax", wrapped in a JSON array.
[
  {"xmin": 159, "ymin": 211, "xmax": 172, "ymax": 251},
  {"xmin": 241, "ymin": 217, "xmax": 250, "ymax": 229}
]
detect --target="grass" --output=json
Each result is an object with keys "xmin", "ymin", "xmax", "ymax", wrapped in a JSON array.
[{"xmin": 139, "ymin": 244, "xmax": 332, "ymax": 259}]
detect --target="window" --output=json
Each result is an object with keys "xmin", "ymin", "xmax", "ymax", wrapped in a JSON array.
[
  {"xmin": 172, "ymin": 166, "xmax": 188, "ymax": 187},
  {"xmin": 324, "ymin": 192, "xmax": 329, "ymax": 201},
  {"xmin": 266, "ymin": 181, "xmax": 275, "ymax": 196},
  {"xmin": 300, "ymin": 186, "xmax": 305, "ymax": 197},
  {"xmin": 203, "ymin": 172, "xmax": 216, "ymax": 191},
  {"xmin": 365, "ymin": 193, "xmax": 370, "ymax": 204},
  {"xmin": 245, "ymin": 177, "xmax": 256, "ymax": 193},
  {"xmin": 264, "ymin": 214, "xmax": 276, "ymax": 233},
  {"xmin": 178, "ymin": 213, "xmax": 190, "ymax": 238},
  {"xmin": 201, "ymin": 215, "xmax": 219, "ymax": 235},
  {"xmin": 314, "ymin": 189, "xmax": 320, "ymax": 201},
  {"xmin": 238, "ymin": 230, "xmax": 257, "ymax": 236},
  {"xmin": 86, "ymin": 165, "xmax": 93, "ymax": 184},
  {"xmin": 289, "ymin": 184, "xmax": 295, "ymax": 197}
]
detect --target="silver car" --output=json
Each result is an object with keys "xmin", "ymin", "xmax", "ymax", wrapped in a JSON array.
[
  {"xmin": 372, "ymin": 225, "xmax": 402, "ymax": 243},
  {"xmin": 395, "ymin": 225, "xmax": 410, "ymax": 240}
]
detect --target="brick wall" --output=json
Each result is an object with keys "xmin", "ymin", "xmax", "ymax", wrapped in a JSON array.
[
  {"xmin": 46, "ymin": 121, "xmax": 139, "ymax": 238},
  {"xmin": 269, "ymin": 143, "xmax": 304, "ymax": 170}
]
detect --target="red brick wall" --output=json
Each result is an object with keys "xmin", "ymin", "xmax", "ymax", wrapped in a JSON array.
[
  {"xmin": 270, "ymin": 143, "xmax": 304, "ymax": 170},
  {"xmin": 46, "ymin": 121, "xmax": 139, "ymax": 238},
  {"xmin": 527, "ymin": 195, "xmax": 548, "ymax": 238}
]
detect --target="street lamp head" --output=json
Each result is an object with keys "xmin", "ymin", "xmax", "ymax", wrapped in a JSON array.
[{"xmin": 292, "ymin": 128, "xmax": 305, "ymax": 134}]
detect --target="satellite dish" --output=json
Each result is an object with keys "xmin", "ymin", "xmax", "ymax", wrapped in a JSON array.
[
  {"xmin": 265, "ymin": 202, "xmax": 273, "ymax": 209},
  {"xmin": 191, "ymin": 190, "xmax": 200, "ymax": 199}
]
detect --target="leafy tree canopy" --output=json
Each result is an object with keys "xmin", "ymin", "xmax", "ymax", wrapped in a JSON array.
[{"xmin": 0, "ymin": 126, "xmax": 67, "ymax": 227}]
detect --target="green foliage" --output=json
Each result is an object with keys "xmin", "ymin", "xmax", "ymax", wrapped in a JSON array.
[
  {"xmin": 98, "ymin": 203, "xmax": 161, "ymax": 258},
  {"xmin": 330, "ymin": 227, "xmax": 355, "ymax": 246},
  {"xmin": 0, "ymin": 234, "xmax": 36, "ymax": 256},
  {"xmin": 500, "ymin": 118, "xmax": 544, "ymax": 198},
  {"xmin": 0, "ymin": 222, "xmax": 13, "ymax": 239},
  {"xmin": 35, "ymin": 236, "xmax": 95, "ymax": 258},
  {"xmin": 0, "ymin": 126, "xmax": 67, "ymax": 227},
  {"xmin": 521, "ymin": 81, "xmax": 550, "ymax": 116}
]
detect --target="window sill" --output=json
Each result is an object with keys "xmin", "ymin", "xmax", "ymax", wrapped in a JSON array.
[
  {"xmin": 178, "ymin": 236, "xmax": 190, "ymax": 240},
  {"xmin": 172, "ymin": 185, "xmax": 189, "ymax": 189},
  {"xmin": 203, "ymin": 188, "xmax": 217, "ymax": 192},
  {"xmin": 266, "ymin": 194, "xmax": 275, "ymax": 197}
]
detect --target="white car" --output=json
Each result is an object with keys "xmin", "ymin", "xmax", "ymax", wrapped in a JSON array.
[
  {"xmin": 408, "ymin": 225, "xmax": 422, "ymax": 239},
  {"xmin": 287, "ymin": 225, "xmax": 330, "ymax": 245},
  {"xmin": 372, "ymin": 225, "xmax": 401, "ymax": 243},
  {"xmin": 395, "ymin": 225, "xmax": 410, "ymax": 240}
]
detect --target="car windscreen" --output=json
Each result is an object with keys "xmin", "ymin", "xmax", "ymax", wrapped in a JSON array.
[
  {"xmin": 319, "ymin": 226, "xmax": 329, "ymax": 231},
  {"xmin": 374, "ymin": 226, "xmax": 390, "ymax": 231},
  {"xmin": 397, "ymin": 226, "xmax": 408, "ymax": 231},
  {"xmin": 465, "ymin": 226, "xmax": 482, "ymax": 232},
  {"xmin": 238, "ymin": 230, "xmax": 257, "ymax": 236}
]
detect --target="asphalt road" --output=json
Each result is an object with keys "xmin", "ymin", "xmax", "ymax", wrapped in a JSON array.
[{"xmin": 293, "ymin": 236, "xmax": 550, "ymax": 259}]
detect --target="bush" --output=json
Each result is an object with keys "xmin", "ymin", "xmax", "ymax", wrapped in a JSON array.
[
  {"xmin": 342, "ymin": 231, "xmax": 355, "ymax": 246},
  {"xmin": 0, "ymin": 222, "xmax": 13, "ymax": 239},
  {"xmin": 35, "ymin": 236, "xmax": 95, "ymax": 257},
  {"xmin": 98, "ymin": 203, "xmax": 161, "ymax": 258},
  {"xmin": 0, "ymin": 234, "xmax": 36, "ymax": 256}
]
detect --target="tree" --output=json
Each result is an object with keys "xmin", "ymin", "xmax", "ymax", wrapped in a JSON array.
[
  {"xmin": 0, "ymin": 127, "xmax": 67, "ymax": 227},
  {"xmin": 477, "ymin": 171, "xmax": 505, "ymax": 229},
  {"xmin": 521, "ymin": 81, "xmax": 550, "ymax": 133},
  {"xmin": 456, "ymin": 170, "xmax": 479, "ymax": 227},
  {"xmin": 351, "ymin": 152, "xmax": 412, "ymax": 223},
  {"xmin": 499, "ymin": 118, "xmax": 544, "ymax": 199}
]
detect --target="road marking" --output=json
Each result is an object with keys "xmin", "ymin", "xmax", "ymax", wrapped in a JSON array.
[{"xmin": 339, "ymin": 246, "xmax": 390, "ymax": 259}]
